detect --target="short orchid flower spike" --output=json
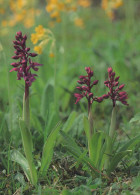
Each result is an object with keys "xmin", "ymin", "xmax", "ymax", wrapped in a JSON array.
[
  {"xmin": 103, "ymin": 67, "xmax": 128, "ymax": 107},
  {"xmin": 74, "ymin": 67, "xmax": 104, "ymax": 113}
]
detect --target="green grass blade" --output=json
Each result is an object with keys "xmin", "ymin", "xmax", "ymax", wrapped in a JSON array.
[{"xmin": 40, "ymin": 121, "xmax": 62, "ymax": 175}]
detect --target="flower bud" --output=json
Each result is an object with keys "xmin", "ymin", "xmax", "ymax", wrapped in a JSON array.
[
  {"xmin": 29, "ymin": 53, "xmax": 38, "ymax": 57},
  {"xmin": 115, "ymin": 76, "xmax": 120, "ymax": 81},
  {"xmin": 93, "ymin": 80, "xmax": 98, "ymax": 85},
  {"xmin": 108, "ymin": 67, "xmax": 112, "ymax": 74},
  {"xmin": 97, "ymin": 97, "xmax": 103, "ymax": 103},
  {"xmin": 11, "ymin": 62, "xmax": 19, "ymax": 67},
  {"xmin": 12, "ymin": 55, "xmax": 20, "ymax": 59},
  {"xmin": 77, "ymin": 80, "xmax": 84, "ymax": 84},
  {"xmin": 82, "ymin": 86, "xmax": 88, "ymax": 91},
  {"xmin": 102, "ymin": 94, "xmax": 109, "ymax": 99},
  {"xmin": 119, "ymin": 84, "xmax": 125, "ymax": 90},
  {"xmin": 114, "ymin": 82, "xmax": 119, "ymax": 86},
  {"xmin": 25, "ymin": 48, "xmax": 30, "ymax": 52},
  {"xmin": 111, "ymin": 72, "xmax": 115, "ymax": 77},
  {"xmin": 104, "ymin": 80, "xmax": 109, "ymax": 84},
  {"xmin": 17, "ymin": 31, "xmax": 22, "ymax": 37},
  {"xmin": 23, "ymin": 35, "xmax": 27, "ymax": 40},
  {"xmin": 88, "ymin": 93, "xmax": 93, "ymax": 98},
  {"xmin": 76, "ymin": 86, "xmax": 82, "ymax": 91}
]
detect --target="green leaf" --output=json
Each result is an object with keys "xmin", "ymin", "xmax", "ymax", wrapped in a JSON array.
[
  {"xmin": 83, "ymin": 116, "xmax": 90, "ymax": 141},
  {"xmin": 40, "ymin": 121, "xmax": 62, "ymax": 175},
  {"xmin": 40, "ymin": 81, "xmax": 54, "ymax": 120},
  {"xmin": 107, "ymin": 151, "xmax": 131, "ymax": 175},
  {"xmin": 10, "ymin": 149, "xmax": 31, "ymax": 182},
  {"xmin": 44, "ymin": 108, "xmax": 59, "ymax": 140},
  {"xmin": 89, "ymin": 132, "xmax": 106, "ymax": 167},
  {"xmin": 20, "ymin": 120, "xmax": 37, "ymax": 185},
  {"xmin": 56, "ymin": 111, "xmax": 77, "ymax": 145},
  {"xmin": 129, "ymin": 113, "xmax": 140, "ymax": 124},
  {"xmin": 84, "ymin": 116, "xmax": 107, "ymax": 169},
  {"xmin": 118, "ymin": 134, "xmax": 140, "ymax": 152},
  {"xmin": 60, "ymin": 130, "xmax": 82, "ymax": 156},
  {"xmin": 60, "ymin": 131, "xmax": 101, "ymax": 177}
]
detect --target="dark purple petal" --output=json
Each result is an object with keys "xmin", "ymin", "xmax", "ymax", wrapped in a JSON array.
[
  {"xmin": 119, "ymin": 84, "xmax": 125, "ymax": 90},
  {"xmin": 29, "ymin": 53, "xmax": 38, "ymax": 57},
  {"xmin": 12, "ymin": 55, "xmax": 20, "ymax": 59},
  {"xmin": 92, "ymin": 80, "xmax": 98, "ymax": 85}
]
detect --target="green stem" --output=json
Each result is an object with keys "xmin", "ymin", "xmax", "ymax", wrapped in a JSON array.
[
  {"xmin": 88, "ymin": 105, "xmax": 94, "ymax": 137},
  {"xmin": 23, "ymin": 83, "xmax": 30, "ymax": 128},
  {"xmin": 104, "ymin": 106, "xmax": 116, "ymax": 171},
  {"xmin": 109, "ymin": 107, "xmax": 116, "ymax": 139},
  {"xmin": 21, "ymin": 84, "xmax": 37, "ymax": 185},
  {"xmin": 88, "ymin": 104, "xmax": 94, "ymax": 159}
]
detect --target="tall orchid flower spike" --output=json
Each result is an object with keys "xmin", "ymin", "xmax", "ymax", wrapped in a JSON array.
[
  {"xmin": 74, "ymin": 67, "xmax": 105, "ymax": 135},
  {"xmin": 10, "ymin": 31, "xmax": 43, "ymax": 127},
  {"xmin": 9, "ymin": 31, "xmax": 43, "ymax": 185}
]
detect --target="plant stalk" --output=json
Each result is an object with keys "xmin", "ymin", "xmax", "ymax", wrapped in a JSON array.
[
  {"xmin": 21, "ymin": 82, "xmax": 37, "ymax": 185},
  {"xmin": 23, "ymin": 83, "xmax": 30, "ymax": 128},
  {"xmin": 104, "ymin": 106, "xmax": 116, "ymax": 171},
  {"xmin": 109, "ymin": 107, "xmax": 116, "ymax": 139},
  {"xmin": 88, "ymin": 102, "xmax": 94, "ymax": 136}
]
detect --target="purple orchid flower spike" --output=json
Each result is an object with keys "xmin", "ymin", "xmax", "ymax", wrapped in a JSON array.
[
  {"xmin": 103, "ymin": 67, "xmax": 128, "ymax": 107},
  {"xmin": 74, "ymin": 67, "xmax": 104, "ymax": 113},
  {"xmin": 10, "ymin": 31, "xmax": 42, "ymax": 99}
]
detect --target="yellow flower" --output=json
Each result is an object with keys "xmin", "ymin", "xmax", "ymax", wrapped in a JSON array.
[
  {"xmin": 107, "ymin": 10, "xmax": 114, "ymax": 20},
  {"xmin": 0, "ymin": 8, "xmax": 5, "ymax": 14},
  {"xmin": 49, "ymin": 53, "xmax": 55, "ymax": 58},
  {"xmin": 1, "ymin": 20, "xmax": 7, "ymax": 27},
  {"xmin": 34, "ymin": 46, "xmax": 42, "ymax": 54},
  {"xmin": 49, "ymin": 21, "xmax": 55, "ymax": 28},
  {"xmin": 101, "ymin": 0, "xmax": 108, "ymax": 10},
  {"xmin": 31, "ymin": 33, "xmax": 39, "ymax": 44},
  {"xmin": 46, "ymin": 4, "xmax": 55, "ymax": 12},
  {"xmin": 78, "ymin": 0, "xmax": 90, "ymax": 8},
  {"xmin": 74, "ymin": 18, "xmax": 84, "ymax": 28},
  {"xmin": 57, "ymin": 2, "xmax": 65, "ymax": 11},
  {"xmin": 113, "ymin": 0, "xmax": 123, "ymax": 9},
  {"xmin": 50, "ymin": 11, "xmax": 59, "ymax": 18},
  {"xmin": 56, "ymin": 17, "xmax": 61, "ymax": 23},
  {"xmin": 24, "ymin": 17, "xmax": 34, "ymax": 28},
  {"xmin": 9, "ymin": 18, "xmax": 17, "ymax": 27},
  {"xmin": 35, "ymin": 25, "xmax": 45, "ymax": 37},
  {"xmin": 17, "ymin": 0, "xmax": 25, "ymax": 9}
]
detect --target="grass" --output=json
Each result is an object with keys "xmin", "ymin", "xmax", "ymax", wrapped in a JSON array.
[{"xmin": 0, "ymin": 1, "xmax": 140, "ymax": 194}]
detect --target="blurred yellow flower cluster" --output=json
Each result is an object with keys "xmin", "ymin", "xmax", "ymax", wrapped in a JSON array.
[
  {"xmin": 46, "ymin": 0, "xmax": 91, "ymax": 25},
  {"xmin": 74, "ymin": 18, "xmax": 84, "ymax": 29},
  {"xmin": 102, "ymin": 0, "xmax": 123, "ymax": 20},
  {"xmin": 1, "ymin": 0, "xmax": 40, "ymax": 29},
  {"xmin": 31, "ymin": 25, "xmax": 55, "ymax": 57}
]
